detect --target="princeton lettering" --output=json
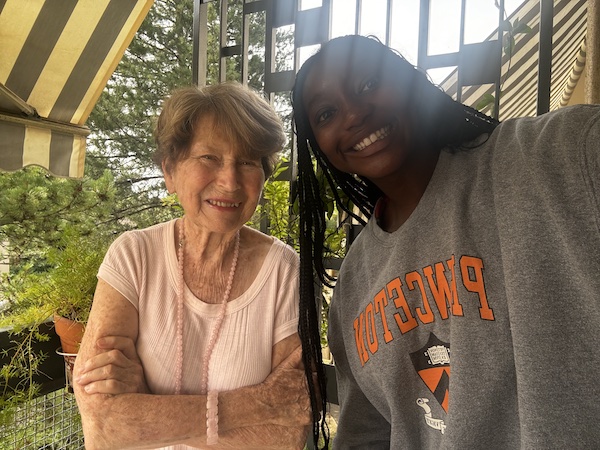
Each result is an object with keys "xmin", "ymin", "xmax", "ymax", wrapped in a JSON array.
[
  {"xmin": 354, "ymin": 313, "xmax": 369, "ymax": 366},
  {"xmin": 352, "ymin": 254, "xmax": 495, "ymax": 365},
  {"xmin": 460, "ymin": 256, "xmax": 494, "ymax": 320},
  {"xmin": 389, "ymin": 278, "xmax": 418, "ymax": 334},
  {"xmin": 407, "ymin": 271, "xmax": 434, "ymax": 324},
  {"xmin": 365, "ymin": 302, "xmax": 379, "ymax": 354},
  {"xmin": 423, "ymin": 256, "xmax": 464, "ymax": 319},
  {"xmin": 374, "ymin": 288, "xmax": 394, "ymax": 343}
]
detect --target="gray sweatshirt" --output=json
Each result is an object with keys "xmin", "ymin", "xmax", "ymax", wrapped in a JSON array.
[{"xmin": 328, "ymin": 105, "xmax": 600, "ymax": 449}]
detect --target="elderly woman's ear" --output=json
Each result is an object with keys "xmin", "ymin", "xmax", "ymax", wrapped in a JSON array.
[{"xmin": 162, "ymin": 161, "xmax": 175, "ymax": 194}]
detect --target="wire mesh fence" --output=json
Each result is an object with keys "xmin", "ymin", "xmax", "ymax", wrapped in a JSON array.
[{"xmin": 0, "ymin": 388, "xmax": 83, "ymax": 450}]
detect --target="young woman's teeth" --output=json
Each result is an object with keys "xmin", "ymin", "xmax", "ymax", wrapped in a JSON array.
[
  {"xmin": 353, "ymin": 125, "xmax": 391, "ymax": 151},
  {"xmin": 209, "ymin": 200, "xmax": 240, "ymax": 207}
]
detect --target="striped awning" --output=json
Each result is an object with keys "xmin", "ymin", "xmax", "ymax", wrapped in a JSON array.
[
  {"xmin": 0, "ymin": 0, "xmax": 153, "ymax": 178},
  {"xmin": 441, "ymin": 0, "xmax": 587, "ymax": 120}
]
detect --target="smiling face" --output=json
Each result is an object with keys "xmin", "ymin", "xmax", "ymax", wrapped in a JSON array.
[
  {"xmin": 302, "ymin": 39, "xmax": 420, "ymax": 184},
  {"xmin": 163, "ymin": 116, "xmax": 265, "ymax": 235}
]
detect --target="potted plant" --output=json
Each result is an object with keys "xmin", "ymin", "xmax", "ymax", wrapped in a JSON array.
[
  {"xmin": 0, "ymin": 227, "xmax": 110, "ymax": 412},
  {"xmin": 45, "ymin": 229, "xmax": 108, "ymax": 353}
]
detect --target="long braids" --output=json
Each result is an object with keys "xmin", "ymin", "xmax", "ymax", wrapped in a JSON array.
[
  {"xmin": 292, "ymin": 35, "xmax": 500, "ymax": 449},
  {"xmin": 294, "ymin": 69, "xmax": 330, "ymax": 447}
]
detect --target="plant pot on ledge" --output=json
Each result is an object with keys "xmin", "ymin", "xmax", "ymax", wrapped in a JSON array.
[
  {"xmin": 0, "ymin": 229, "xmax": 109, "ymax": 402},
  {"xmin": 53, "ymin": 314, "xmax": 85, "ymax": 354},
  {"xmin": 54, "ymin": 315, "xmax": 85, "ymax": 392}
]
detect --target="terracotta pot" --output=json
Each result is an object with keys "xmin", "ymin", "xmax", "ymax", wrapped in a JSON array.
[{"xmin": 53, "ymin": 314, "xmax": 85, "ymax": 354}]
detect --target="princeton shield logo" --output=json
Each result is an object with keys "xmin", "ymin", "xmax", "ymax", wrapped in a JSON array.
[{"xmin": 410, "ymin": 333, "xmax": 451, "ymax": 413}]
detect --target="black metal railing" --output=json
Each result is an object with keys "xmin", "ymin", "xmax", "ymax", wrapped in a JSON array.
[{"xmin": 0, "ymin": 324, "xmax": 83, "ymax": 449}]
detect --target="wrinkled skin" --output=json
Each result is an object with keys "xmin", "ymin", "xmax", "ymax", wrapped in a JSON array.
[{"xmin": 75, "ymin": 333, "xmax": 311, "ymax": 449}]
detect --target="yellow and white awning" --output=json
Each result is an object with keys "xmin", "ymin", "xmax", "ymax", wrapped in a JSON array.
[
  {"xmin": 0, "ymin": 0, "xmax": 153, "ymax": 178},
  {"xmin": 440, "ymin": 0, "xmax": 587, "ymax": 120}
]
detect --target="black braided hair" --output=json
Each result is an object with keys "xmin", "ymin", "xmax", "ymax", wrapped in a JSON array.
[{"xmin": 291, "ymin": 35, "xmax": 500, "ymax": 449}]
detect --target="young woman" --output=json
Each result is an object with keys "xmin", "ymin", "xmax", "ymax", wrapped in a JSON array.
[{"xmin": 292, "ymin": 34, "xmax": 600, "ymax": 449}]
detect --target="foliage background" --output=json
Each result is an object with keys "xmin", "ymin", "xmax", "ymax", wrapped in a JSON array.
[{"xmin": 0, "ymin": 0, "xmax": 304, "ymax": 280}]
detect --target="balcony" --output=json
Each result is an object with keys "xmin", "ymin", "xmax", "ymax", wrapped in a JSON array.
[{"xmin": 1, "ymin": 0, "xmax": 597, "ymax": 448}]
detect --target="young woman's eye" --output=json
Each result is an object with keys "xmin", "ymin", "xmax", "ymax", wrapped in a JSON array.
[
  {"xmin": 360, "ymin": 78, "xmax": 379, "ymax": 93},
  {"xmin": 316, "ymin": 109, "xmax": 334, "ymax": 124}
]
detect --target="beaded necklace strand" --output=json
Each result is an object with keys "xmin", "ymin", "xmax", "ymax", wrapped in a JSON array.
[{"xmin": 174, "ymin": 218, "xmax": 240, "ymax": 395}]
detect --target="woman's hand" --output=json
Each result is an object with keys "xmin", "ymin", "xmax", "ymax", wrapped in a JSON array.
[
  {"xmin": 255, "ymin": 345, "xmax": 313, "ymax": 427},
  {"xmin": 75, "ymin": 335, "xmax": 149, "ymax": 395}
]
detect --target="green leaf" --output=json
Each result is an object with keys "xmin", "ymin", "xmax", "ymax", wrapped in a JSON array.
[
  {"xmin": 513, "ymin": 22, "xmax": 532, "ymax": 34},
  {"xmin": 476, "ymin": 93, "xmax": 496, "ymax": 111},
  {"xmin": 503, "ymin": 34, "xmax": 515, "ymax": 56}
]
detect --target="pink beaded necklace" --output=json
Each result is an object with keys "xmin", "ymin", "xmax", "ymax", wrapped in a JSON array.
[{"xmin": 174, "ymin": 218, "xmax": 240, "ymax": 395}]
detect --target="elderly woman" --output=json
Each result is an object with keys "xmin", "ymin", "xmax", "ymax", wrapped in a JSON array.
[{"xmin": 73, "ymin": 83, "xmax": 311, "ymax": 449}]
